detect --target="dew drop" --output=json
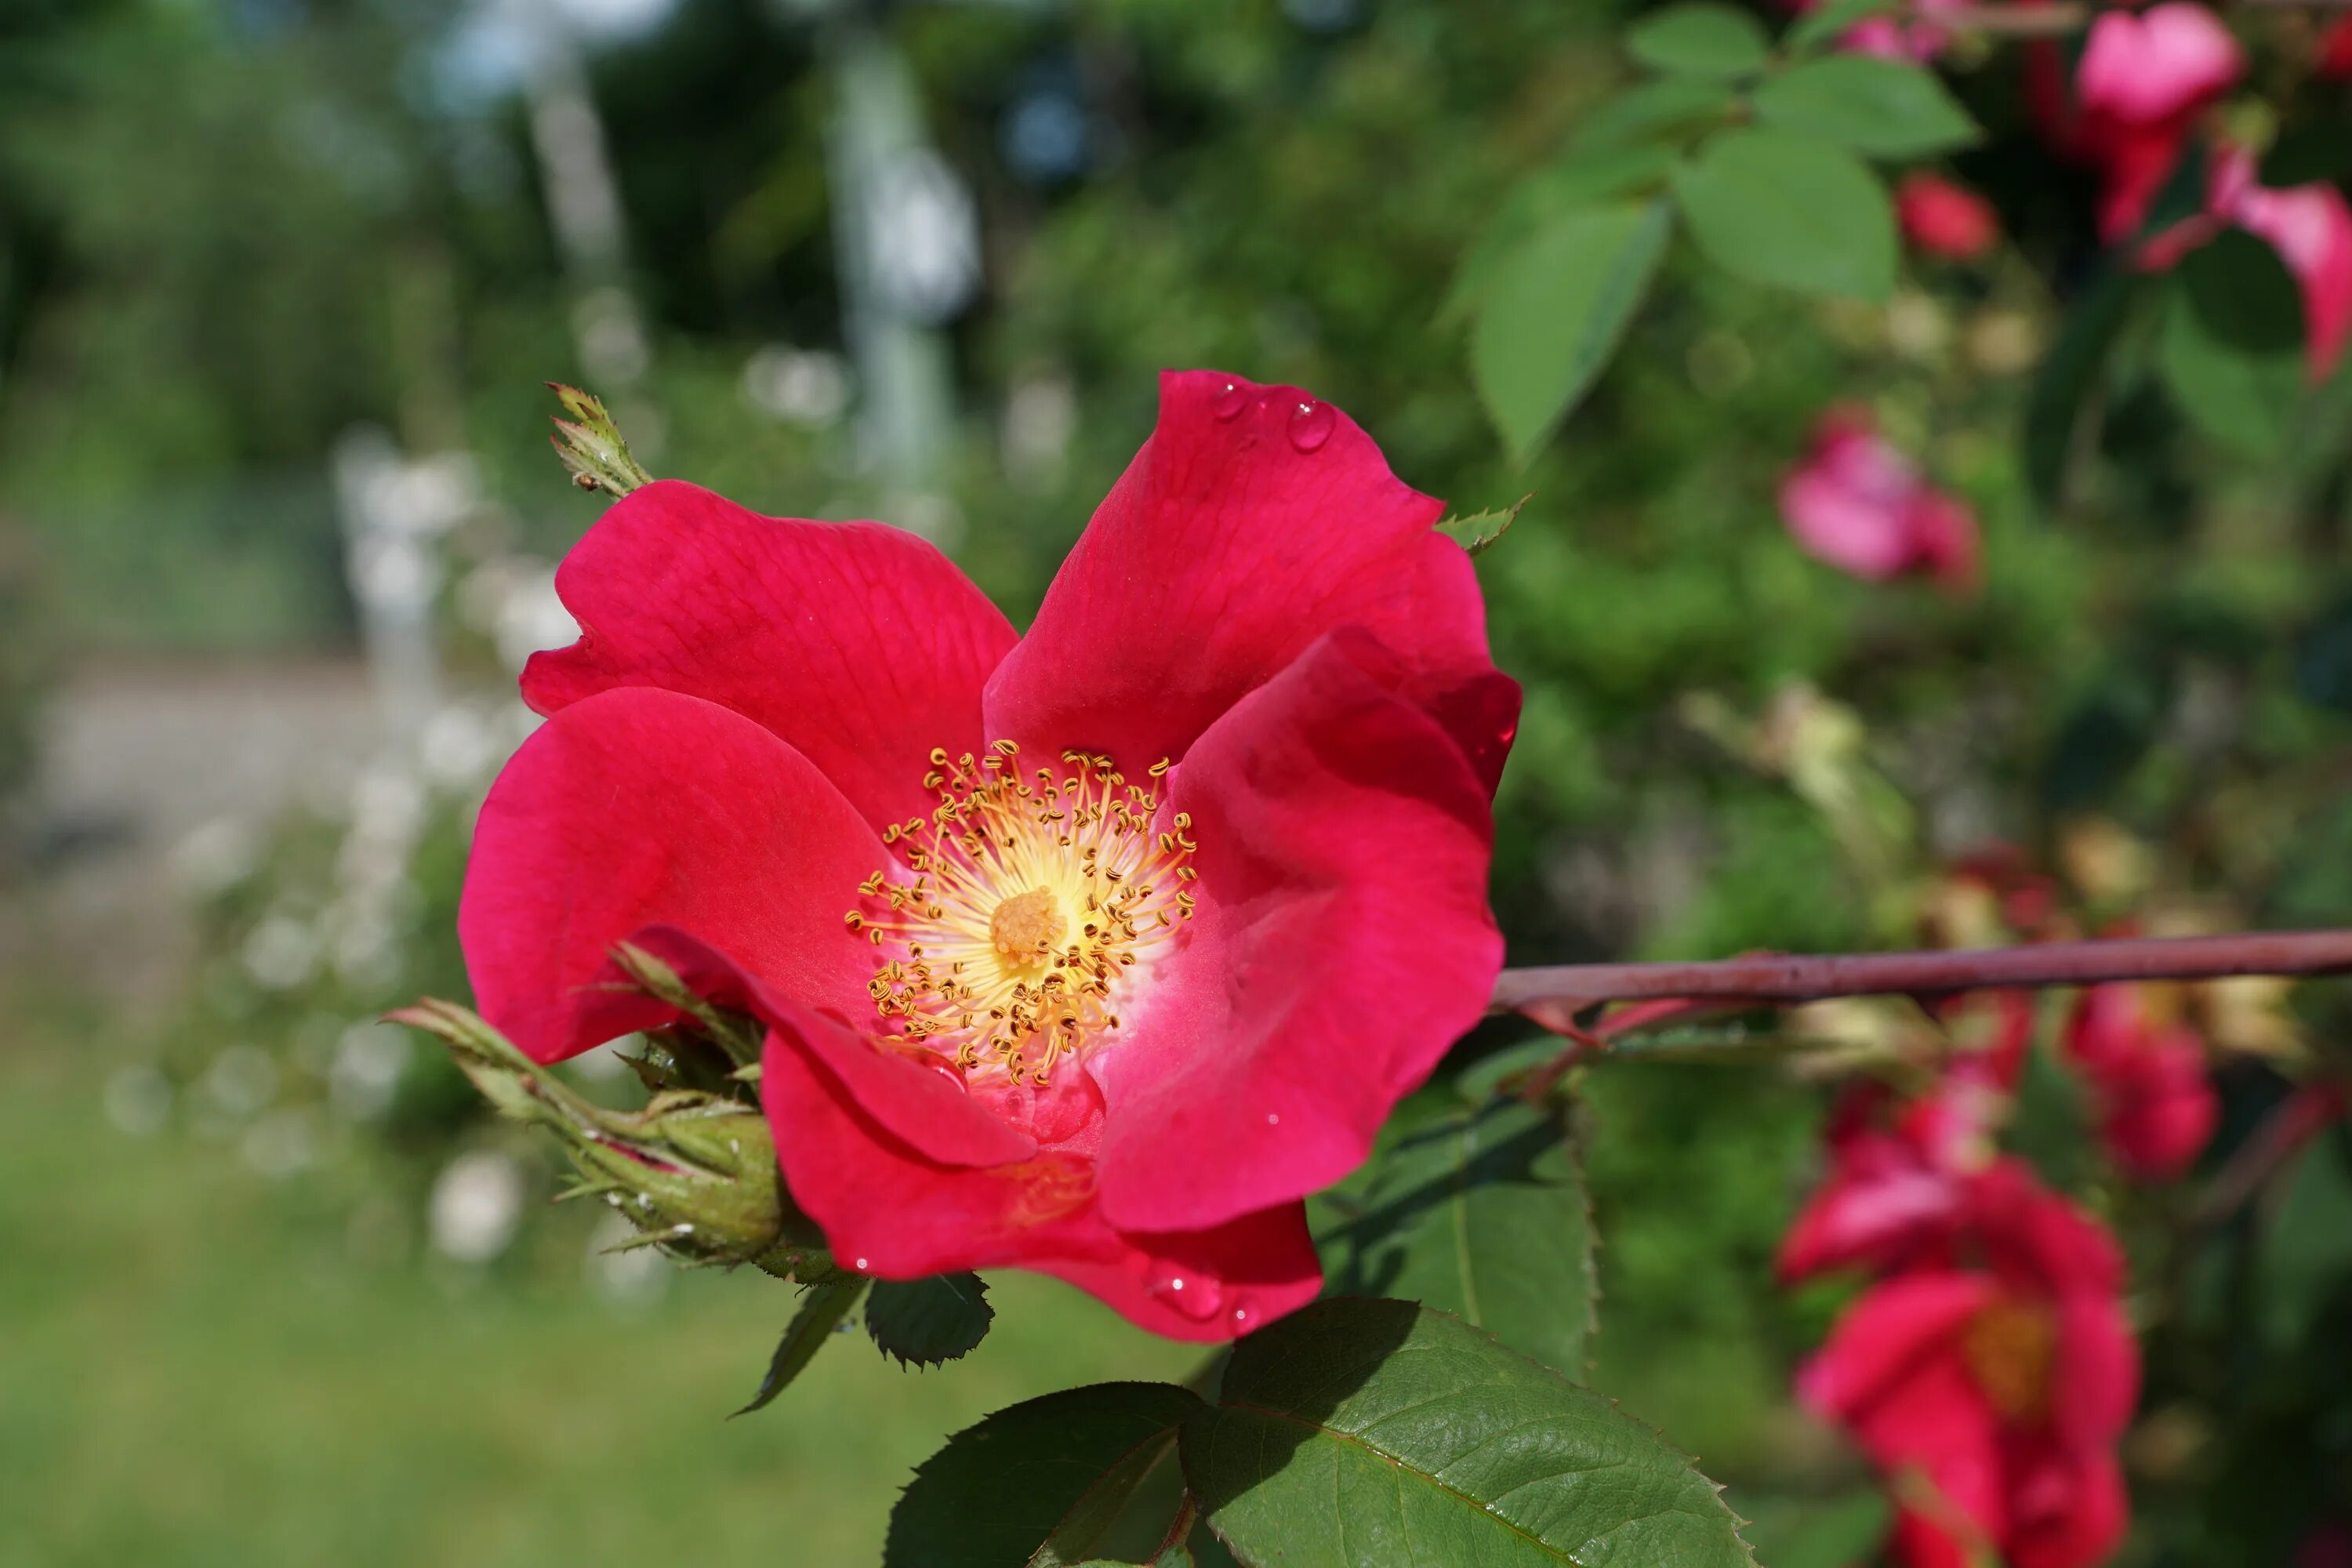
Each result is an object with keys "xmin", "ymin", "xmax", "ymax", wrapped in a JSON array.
[
  {"xmin": 853, "ymin": 1257, "xmax": 869, "ymax": 1272},
  {"xmin": 1265, "ymin": 1112, "xmax": 1280, "ymax": 1127},
  {"xmin": 1287, "ymin": 399, "xmax": 1335, "ymax": 452},
  {"xmin": 1148, "ymin": 1268, "xmax": 1225, "ymax": 1321},
  {"xmin": 1230, "ymin": 1304, "xmax": 1256, "ymax": 1331},
  {"xmin": 1211, "ymin": 381, "xmax": 1253, "ymax": 422}
]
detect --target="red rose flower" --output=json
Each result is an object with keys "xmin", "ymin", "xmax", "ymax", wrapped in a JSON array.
[
  {"xmin": 1898, "ymin": 172, "xmax": 2002, "ymax": 260},
  {"xmin": 1799, "ymin": 1163, "xmax": 2140, "ymax": 1568},
  {"xmin": 1780, "ymin": 992, "xmax": 2033, "ymax": 1282},
  {"xmin": 2323, "ymin": 16, "xmax": 2352, "ymax": 80},
  {"xmin": 2063, "ymin": 982, "xmax": 2219, "ymax": 1181},
  {"xmin": 456, "ymin": 371, "xmax": 1520, "ymax": 1340},
  {"xmin": 1779, "ymin": 407, "xmax": 1980, "ymax": 593},
  {"xmin": 2068, "ymin": 2, "xmax": 2245, "ymax": 240}
]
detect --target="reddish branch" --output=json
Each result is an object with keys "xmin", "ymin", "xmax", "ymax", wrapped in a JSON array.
[{"xmin": 1489, "ymin": 928, "xmax": 2352, "ymax": 1017}]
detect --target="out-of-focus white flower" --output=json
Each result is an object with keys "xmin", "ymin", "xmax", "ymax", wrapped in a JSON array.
[
  {"xmin": 742, "ymin": 345, "xmax": 851, "ymax": 427},
  {"xmin": 430, "ymin": 1149, "xmax": 527, "ymax": 1264},
  {"xmin": 242, "ymin": 915, "xmax": 321, "ymax": 990},
  {"xmin": 586, "ymin": 1211, "xmax": 671, "ymax": 1308},
  {"xmin": 103, "ymin": 1064, "xmax": 173, "ymax": 1137},
  {"xmin": 204, "ymin": 1044, "xmax": 280, "ymax": 1118},
  {"xmin": 170, "ymin": 818, "xmax": 262, "ymax": 898},
  {"xmin": 420, "ymin": 702, "xmax": 503, "ymax": 788},
  {"xmin": 331, "ymin": 1022, "xmax": 412, "ymax": 1122},
  {"xmin": 241, "ymin": 1110, "xmax": 319, "ymax": 1180},
  {"xmin": 492, "ymin": 568, "xmax": 579, "ymax": 675}
]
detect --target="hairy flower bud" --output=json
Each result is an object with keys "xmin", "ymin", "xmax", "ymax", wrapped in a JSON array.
[{"xmin": 390, "ymin": 997, "xmax": 834, "ymax": 1279}]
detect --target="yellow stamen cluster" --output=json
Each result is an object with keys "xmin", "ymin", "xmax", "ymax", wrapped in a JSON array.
[
  {"xmin": 844, "ymin": 741, "xmax": 1197, "ymax": 1085},
  {"xmin": 1962, "ymin": 1298, "xmax": 2058, "ymax": 1425}
]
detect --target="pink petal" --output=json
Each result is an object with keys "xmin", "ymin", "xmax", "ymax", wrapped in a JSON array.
[
  {"xmin": 457, "ymin": 688, "xmax": 882, "ymax": 1063},
  {"xmin": 1780, "ymin": 411, "xmax": 1929, "ymax": 580},
  {"xmin": 1897, "ymin": 172, "xmax": 2002, "ymax": 260},
  {"xmin": 2228, "ymin": 177, "xmax": 2352, "ymax": 379},
  {"xmin": 2049, "ymin": 1292, "xmax": 2141, "ymax": 1451},
  {"xmin": 622, "ymin": 924, "xmax": 1035, "ymax": 1169},
  {"xmin": 522, "ymin": 480, "xmax": 1017, "ymax": 834},
  {"xmin": 984, "ymin": 370, "xmax": 1517, "ymax": 793},
  {"xmin": 2002, "ymin": 1443, "xmax": 2129, "ymax": 1568},
  {"xmin": 758, "ymin": 1022, "xmax": 1320, "ymax": 1341},
  {"xmin": 2077, "ymin": 4, "xmax": 2244, "ymax": 126},
  {"xmin": 1798, "ymin": 1271, "xmax": 2002, "ymax": 1421},
  {"xmin": 1086, "ymin": 630, "xmax": 1505, "ymax": 1234}
]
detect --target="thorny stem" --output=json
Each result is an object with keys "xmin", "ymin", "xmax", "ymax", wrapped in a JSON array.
[{"xmin": 1489, "ymin": 929, "xmax": 2352, "ymax": 1016}]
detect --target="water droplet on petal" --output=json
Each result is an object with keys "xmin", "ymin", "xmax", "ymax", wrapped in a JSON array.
[
  {"xmin": 853, "ymin": 1257, "xmax": 869, "ymax": 1272},
  {"xmin": 1212, "ymin": 381, "xmax": 1253, "ymax": 422},
  {"xmin": 1265, "ymin": 1112, "xmax": 1280, "ymax": 1127},
  {"xmin": 1148, "ymin": 1267, "xmax": 1225, "ymax": 1321},
  {"xmin": 1287, "ymin": 399, "xmax": 1335, "ymax": 452},
  {"xmin": 1230, "ymin": 1304, "xmax": 1256, "ymax": 1331}
]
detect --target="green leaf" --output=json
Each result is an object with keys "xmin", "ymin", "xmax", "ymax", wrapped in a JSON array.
[
  {"xmin": 1443, "ymin": 146, "xmax": 1679, "ymax": 326},
  {"xmin": 1472, "ymin": 199, "xmax": 1674, "ymax": 466},
  {"xmin": 2258, "ymin": 1132, "xmax": 2352, "ymax": 1352},
  {"xmin": 2022, "ymin": 263, "xmax": 2141, "ymax": 507},
  {"xmin": 2158, "ymin": 228, "xmax": 2305, "ymax": 456},
  {"xmin": 1571, "ymin": 77, "xmax": 1737, "ymax": 153},
  {"xmin": 1785, "ymin": 0, "xmax": 1898, "ymax": 53},
  {"xmin": 1625, "ymin": 3, "xmax": 1773, "ymax": 78},
  {"xmin": 1751, "ymin": 56, "xmax": 1983, "ymax": 158},
  {"xmin": 886, "ymin": 1382, "xmax": 1207, "ymax": 1568},
  {"xmin": 1733, "ymin": 1489, "xmax": 1894, "ymax": 1568},
  {"xmin": 1673, "ymin": 129, "xmax": 1896, "ymax": 301},
  {"xmin": 1324, "ymin": 1093, "xmax": 1598, "ymax": 1379},
  {"xmin": 1181, "ymin": 1300, "xmax": 1756, "ymax": 1568},
  {"xmin": 1436, "ymin": 495, "xmax": 1532, "ymax": 557},
  {"xmin": 734, "ymin": 1276, "xmax": 869, "ymax": 1417},
  {"xmin": 866, "ymin": 1272, "xmax": 994, "ymax": 1368}
]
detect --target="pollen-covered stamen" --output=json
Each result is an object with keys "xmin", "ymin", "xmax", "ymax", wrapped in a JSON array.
[
  {"xmin": 846, "ymin": 742, "xmax": 1197, "ymax": 1086},
  {"xmin": 1962, "ymin": 1297, "xmax": 2058, "ymax": 1425}
]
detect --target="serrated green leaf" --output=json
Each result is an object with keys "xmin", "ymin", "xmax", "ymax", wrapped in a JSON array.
[
  {"xmin": 1625, "ymin": 3, "xmax": 1772, "ymax": 78},
  {"xmin": 1572, "ymin": 76, "xmax": 1737, "ymax": 153},
  {"xmin": 734, "ymin": 1276, "xmax": 869, "ymax": 1417},
  {"xmin": 1436, "ymin": 495, "xmax": 1531, "ymax": 557},
  {"xmin": 1181, "ymin": 1300, "xmax": 1755, "ymax": 1568},
  {"xmin": 887, "ymin": 1382, "xmax": 1207, "ymax": 1568},
  {"xmin": 1324, "ymin": 1094, "xmax": 1599, "ymax": 1380},
  {"xmin": 2158, "ymin": 228, "xmax": 2304, "ymax": 456},
  {"xmin": 1786, "ymin": 0, "xmax": 1899, "ymax": 53},
  {"xmin": 1472, "ymin": 199, "xmax": 1673, "ymax": 466},
  {"xmin": 1751, "ymin": 56, "xmax": 1983, "ymax": 158},
  {"xmin": 866, "ymin": 1272, "xmax": 995, "ymax": 1368},
  {"xmin": 1675, "ymin": 129, "xmax": 1895, "ymax": 301},
  {"xmin": 1444, "ymin": 145, "xmax": 1681, "ymax": 325}
]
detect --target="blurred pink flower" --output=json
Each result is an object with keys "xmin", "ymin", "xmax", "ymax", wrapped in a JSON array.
[
  {"xmin": 1780, "ymin": 408, "xmax": 1980, "ymax": 593},
  {"xmin": 2323, "ymin": 16, "xmax": 2352, "ymax": 80},
  {"xmin": 1898, "ymin": 172, "xmax": 2002, "ymax": 260},
  {"xmin": 1779, "ymin": 0, "xmax": 1969, "ymax": 60},
  {"xmin": 2067, "ymin": 3, "xmax": 2246, "ymax": 240},
  {"xmin": 2141, "ymin": 147, "xmax": 2352, "ymax": 379},
  {"xmin": 2063, "ymin": 982, "xmax": 2219, "ymax": 1181}
]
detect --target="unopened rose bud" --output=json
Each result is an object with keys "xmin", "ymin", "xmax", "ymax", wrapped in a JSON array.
[
  {"xmin": 546, "ymin": 382, "xmax": 654, "ymax": 497},
  {"xmin": 390, "ymin": 997, "xmax": 833, "ymax": 1279}
]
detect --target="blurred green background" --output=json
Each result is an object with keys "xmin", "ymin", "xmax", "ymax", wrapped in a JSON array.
[{"xmin": 2, "ymin": 2, "xmax": 2349, "ymax": 1564}]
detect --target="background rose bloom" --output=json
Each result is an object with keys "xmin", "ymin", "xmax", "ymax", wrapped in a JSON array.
[
  {"xmin": 2063, "ymin": 982, "xmax": 2219, "ymax": 1181},
  {"xmin": 1799, "ymin": 1164, "xmax": 2140, "ymax": 1568},
  {"xmin": 1779, "ymin": 407, "xmax": 1980, "ymax": 591},
  {"xmin": 1897, "ymin": 172, "xmax": 2002, "ymax": 260},
  {"xmin": 2069, "ymin": 3, "xmax": 2245, "ymax": 239},
  {"xmin": 457, "ymin": 370, "xmax": 1519, "ymax": 1339}
]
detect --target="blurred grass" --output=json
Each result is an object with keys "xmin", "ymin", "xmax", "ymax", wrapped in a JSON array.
[{"xmin": 0, "ymin": 989, "xmax": 1196, "ymax": 1568}]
